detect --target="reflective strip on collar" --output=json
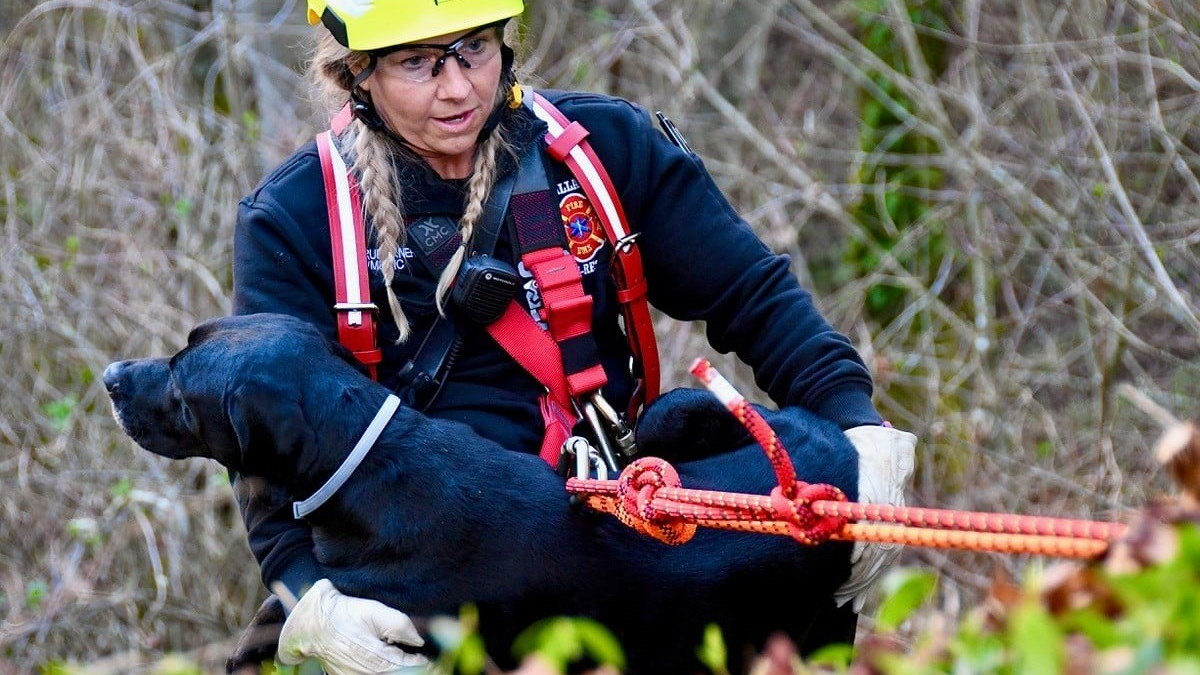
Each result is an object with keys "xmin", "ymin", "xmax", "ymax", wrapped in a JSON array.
[{"xmin": 293, "ymin": 394, "xmax": 402, "ymax": 519}]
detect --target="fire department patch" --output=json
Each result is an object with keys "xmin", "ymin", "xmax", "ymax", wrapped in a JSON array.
[{"xmin": 559, "ymin": 192, "xmax": 606, "ymax": 264}]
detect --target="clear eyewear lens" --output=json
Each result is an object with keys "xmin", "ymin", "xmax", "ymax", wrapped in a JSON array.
[{"xmin": 378, "ymin": 26, "xmax": 502, "ymax": 84}]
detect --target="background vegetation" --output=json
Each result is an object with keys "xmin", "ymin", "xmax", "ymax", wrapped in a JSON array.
[{"xmin": 2, "ymin": 0, "xmax": 1199, "ymax": 672}]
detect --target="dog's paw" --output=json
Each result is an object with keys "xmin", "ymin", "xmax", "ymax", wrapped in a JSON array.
[
  {"xmin": 635, "ymin": 388, "xmax": 752, "ymax": 462},
  {"xmin": 225, "ymin": 594, "xmax": 287, "ymax": 674}
]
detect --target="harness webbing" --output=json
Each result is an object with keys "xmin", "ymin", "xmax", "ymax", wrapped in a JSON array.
[
  {"xmin": 318, "ymin": 96, "xmax": 659, "ymax": 455},
  {"xmin": 565, "ymin": 359, "xmax": 1128, "ymax": 559},
  {"xmin": 527, "ymin": 91, "xmax": 660, "ymax": 418},
  {"xmin": 317, "ymin": 131, "xmax": 382, "ymax": 379}
]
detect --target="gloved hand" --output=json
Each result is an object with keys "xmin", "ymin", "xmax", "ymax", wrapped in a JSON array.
[
  {"xmin": 835, "ymin": 425, "xmax": 917, "ymax": 612},
  {"xmin": 278, "ymin": 578, "xmax": 431, "ymax": 675}
]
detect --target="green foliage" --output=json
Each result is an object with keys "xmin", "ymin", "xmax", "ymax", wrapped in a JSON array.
[
  {"xmin": 875, "ymin": 568, "xmax": 938, "ymax": 632},
  {"xmin": 429, "ymin": 607, "xmax": 627, "ymax": 675},
  {"xmin": 859, "ymin": 523, "xmax": 1200, "ymax": 674},
  {"xmin": 513, "ymin": 617, "xmax": 626, "ymax": 673},
  {"xmin": 41, "ymin": 396, "xmax": 77, "ymax": 431},
  {"xmin": 1007, "ymin": 601, "xmax": 1064, "ymax": 675},
  {"xmin": 109, "ymin": 477, "xmax": 133, "ymax": 499},
  {"xmin": 696, "ymin": 623, "xmax": 730, "ymax": 675},
  {"xmin": 432, "ymin": 604, "xmax": 490, "ymax": 675},
  {"xmin": 844, "ymin": 0, "xmax": 950, "ymax": 323},
  {"xmin": 24, "ymin": 580, "xmax": 47, "ymax": 611}
]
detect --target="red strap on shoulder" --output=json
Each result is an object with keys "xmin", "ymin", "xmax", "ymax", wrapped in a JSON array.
[
  {"xmin": 529, "ymin": 92, "xmax": 660, "ymax": 413},
  {"xmin": 546, "ymin": 121, "xmax": 590, "ymax": 162},
  {"xmin": 316, "ymin": 130, "xmax": 382, "ymax": 379},
  {"xmin": 331, "ymin": 103, "xmax": 353, "ymax": 136}
]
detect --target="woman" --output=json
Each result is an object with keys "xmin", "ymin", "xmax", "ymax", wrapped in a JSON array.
[{"xmin": 230, "ymin": 1, "xmax": 917, "ymax": 673}]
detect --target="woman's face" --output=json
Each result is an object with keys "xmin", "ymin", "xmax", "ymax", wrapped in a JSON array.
[{"xmin": 359, "ymin": 24, "xmax": 504, "ymax": 179}]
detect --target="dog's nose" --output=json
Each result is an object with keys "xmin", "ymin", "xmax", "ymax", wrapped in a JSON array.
[{"xmin": 102, "ymin": 361, "xmax": 128, "ymax": 394}]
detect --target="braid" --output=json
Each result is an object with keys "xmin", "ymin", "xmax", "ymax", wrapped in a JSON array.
[
  {"xmin": 349, "ymin": 121, "xmax": 413, "ymax": 342},
  {"xmin": 434, "ymin": 131, "xmax": 505, "ymax": 314}
]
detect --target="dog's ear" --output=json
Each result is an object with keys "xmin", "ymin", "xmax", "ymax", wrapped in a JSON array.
[
  {"xmin": 226, "ymin": 383, "xmax": 319, "ymax": 482},
  {"xmin": 186, "ymin": 317, "xmax": 225, "ymax": 347}
]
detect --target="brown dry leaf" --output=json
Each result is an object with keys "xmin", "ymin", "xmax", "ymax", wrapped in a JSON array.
[
  {"xmin": 1104, "ymin": 508, "xmax": 1180, "ymax": 575},
  {"xmin": 1153, "ymin": 421, "xmax": 1200, "ymax": 505},
  {"xmin": 1041, "ymin": 562, "xmax": 1120, "ymax": 618},
  {"xmin": 981, "ymin": 565, "xmax": 1022, "ymax": 630}
]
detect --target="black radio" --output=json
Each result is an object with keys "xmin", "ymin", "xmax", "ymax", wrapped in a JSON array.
[{"xmin": 451, "ymin": 254, "xmax": 519, "ymax": 324}]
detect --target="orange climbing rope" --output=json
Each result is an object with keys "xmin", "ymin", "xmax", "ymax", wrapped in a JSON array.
[{"xmin": 564, "ymin": 359, "xmax": 1127, "ymax": 559}]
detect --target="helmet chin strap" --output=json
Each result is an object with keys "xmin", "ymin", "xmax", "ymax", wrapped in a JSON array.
[{"xmin": 348, "ymin": 45, "xmax": 516, "ymax": 152}]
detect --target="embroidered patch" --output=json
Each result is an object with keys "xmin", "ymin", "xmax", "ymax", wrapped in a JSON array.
[{"xmin": 559, "ymin": 192, "xmax": 606, "ymax": 264}]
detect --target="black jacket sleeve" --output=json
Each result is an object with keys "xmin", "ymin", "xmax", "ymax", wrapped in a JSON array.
[
  {"xmin": 231, "ymin": 144, "xmax": 335, "ymax": 597},
  {"xmin": 550, "ymin": 92, "xmax": 882, "ymax": 429}
]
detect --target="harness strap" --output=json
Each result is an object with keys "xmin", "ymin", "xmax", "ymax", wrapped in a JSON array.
[
  {"xmin": 527, "ymin": 91, "xmax": 660, "ymax": 415},
  {"xmin": 510, "ymin": 225, "xmax": 607, "ymax": 397},
  {"xmin": 485, "ymin": 300, "xmax": 578, "ymax": 465},
  {"xmin": 320, "ymin": 97, "xmax": 661, "ymax": 464},
  {"xmin": 317, "ymin": 130, "xmax": 382, "ymax": 379}
]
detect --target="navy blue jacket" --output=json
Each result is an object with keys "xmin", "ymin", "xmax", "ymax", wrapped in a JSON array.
[{"xmin": 232, "ymin": 89, "xmax": 882, "ymax": 595}]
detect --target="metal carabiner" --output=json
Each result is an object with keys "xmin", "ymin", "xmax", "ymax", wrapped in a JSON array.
[
  {"xmin": 562, "ymin": 435, "xmax": 608, "ymax": 481},
  {"xmin": 581, "ymin": 401, "xmax": 622, "ymax": 474},
  {"xmin": 589, "ymin": 392, "xmax": 638, "ymax": 459}
]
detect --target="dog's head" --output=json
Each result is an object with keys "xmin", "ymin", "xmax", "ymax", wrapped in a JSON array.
[{"xmin": 104, "ymin": 313, "xmax": 372, "ymax": 476}]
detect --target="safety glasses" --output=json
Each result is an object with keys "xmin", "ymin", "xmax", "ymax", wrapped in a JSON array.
[{"xmin": 371, "ymin": 21, "xmax": 506, "ymax": 83}]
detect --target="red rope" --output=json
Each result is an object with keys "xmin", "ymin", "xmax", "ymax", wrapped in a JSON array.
[{"xmin": 563, "ymin": 359, "xmax": 1127, "ymax": 558}]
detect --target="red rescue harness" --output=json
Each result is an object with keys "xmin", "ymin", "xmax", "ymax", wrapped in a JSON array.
[{"xmin": 316, "ymin": 92, "xmax": 659, "ymax": 465}]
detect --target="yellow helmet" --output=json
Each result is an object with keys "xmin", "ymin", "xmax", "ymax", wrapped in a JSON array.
[{"xmin": 307, "ymin": 0, "xmax": 525, "ymax": 52}]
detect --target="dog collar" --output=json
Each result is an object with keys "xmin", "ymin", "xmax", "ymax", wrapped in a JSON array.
[{"xmin": 293, "ymin": 394, "xmax": 402, "ymax": 519}]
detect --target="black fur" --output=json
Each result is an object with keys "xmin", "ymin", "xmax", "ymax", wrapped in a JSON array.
[{"xmin": 104, "ymin": 313, "xmax": 858, "ymax": 674}]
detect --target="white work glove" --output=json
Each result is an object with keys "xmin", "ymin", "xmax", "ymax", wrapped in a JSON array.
[
  {"xmin": 278, "ymin": 578, "xmax": 431, "ymax": 675},
  {"xmin": 835, "ymin": 425, "xmax": 917, "ymax": 612}
]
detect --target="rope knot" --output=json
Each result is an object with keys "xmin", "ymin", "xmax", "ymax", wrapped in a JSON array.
[
  {"xmin": 769, "ymin": 482, "xmax": 849, "ymax": 546},
  {"xmin": 615, "ymin": 457, "xmax": 697, "ymax": 545}
]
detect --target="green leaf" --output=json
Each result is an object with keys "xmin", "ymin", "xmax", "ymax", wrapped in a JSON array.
[
  {"xmin": 42, "ymin": 396, "xmax": 76, "ymax": 431},
  {"xmin": 512, "ymin": 617, "xmax": 624, "ymax": 672},
  {"xmin": 875, "ymin": 568, "xmax": 937, "ymax": 631},
  {"xmin": 1008, "ymin": 601, "xmax": 1064, "ymax": 675},
  {"xmin": 574, "ymin": 618, "xmax": 624, "ymax": 669},
  {"xmin": 25, "ymin": 580, "xmax": 47, "ymax": 611},
  {"xmin": 808, "ymin": 641, "xmax": 854, "ymax": 670},
  {"xmin": 696, "ymin": 623, "xmax": 729, "ymax": 675},
  {"xmin": 457, "ymin": 633, "xmax": 487, "ymax": 675},
  {"xmin": 110, "ymin": 478, "xmax": 133, "ymax": 499}
]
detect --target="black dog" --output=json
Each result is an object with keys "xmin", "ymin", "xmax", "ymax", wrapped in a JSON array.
[{"xmin": 104, "ymin": 313, "xmax": 858, "ymax": 674}]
